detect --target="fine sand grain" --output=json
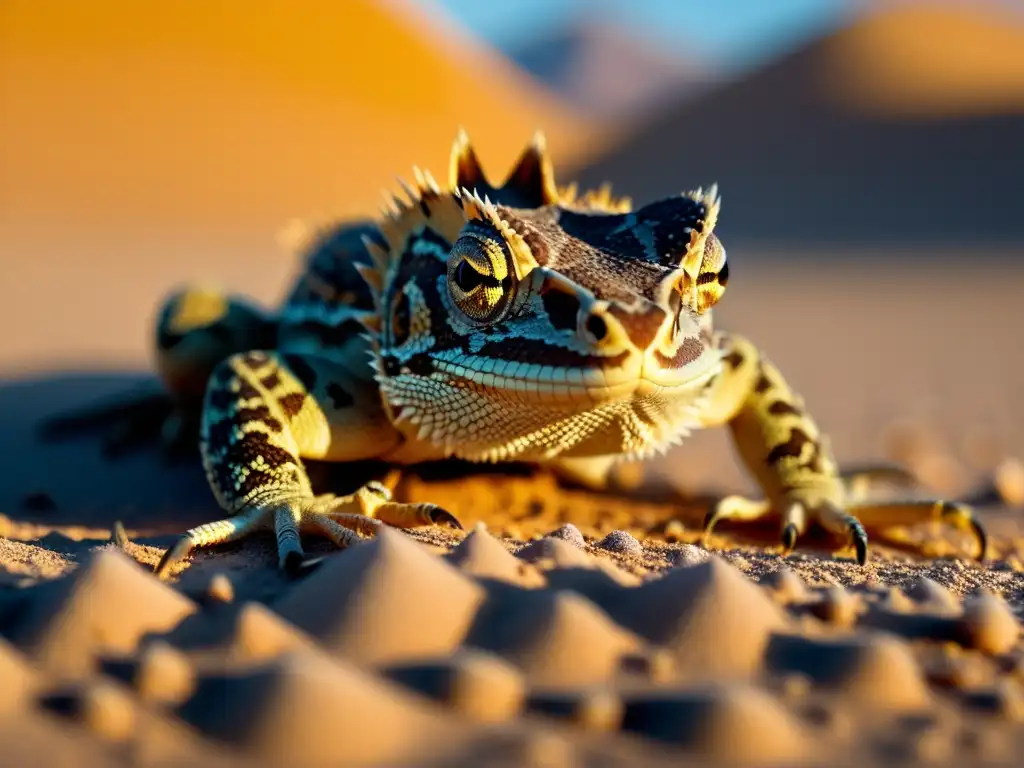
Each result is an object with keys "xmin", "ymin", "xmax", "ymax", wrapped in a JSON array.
[{"xmin": 2, "ymin": 453, "xmax": 1024, "ymax": 766}]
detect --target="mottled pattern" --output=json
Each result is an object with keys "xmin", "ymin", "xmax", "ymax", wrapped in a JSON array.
[
  {"xmin": 201, "ymin": 352, "xmax": 311, "ymax": 512},
  {"xmin": 130, "ymin": 129, "xmax": 985, "ymax": 576}
]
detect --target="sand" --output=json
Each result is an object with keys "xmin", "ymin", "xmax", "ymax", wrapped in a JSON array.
[{"xmin": 1, "ymin": 432, "xmax": 1024, "ymax": 767}]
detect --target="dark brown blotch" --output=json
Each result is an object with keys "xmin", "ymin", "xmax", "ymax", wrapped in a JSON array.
[
  {"xmin": 653, "ymin": 336, "xmax": 705, "ymax": 368},
  {"xmin": 234, "ymin": 406, "xmax": 282, "ymax": 433},
  {"xmin": 765, "ymin": 427, "xmax": 821, "ymax": 471},
  {"xmin": 237, "ymin": 380, "xmax": 261, "ymax": 401},
  {"xmin": 722, "ymin": 349, "xmax": 744, "ymax": 369},
  {"xmin": 277, "ymin": 392, "xmax": 307, "ymax": 418},
  {"xmin": 607, "ymin": 303, "xmax": 667, "ymax": 349},
  {"xmin": 697, "ymin": 271, "xmax": 719, "ymax": 286},
  {"xmin": 767, "ymin": 400, "xmax": 801, "ymax": 417},
  {"xmin": 212, "ymin": 429, "xmax": 300, "ymax": 501}
]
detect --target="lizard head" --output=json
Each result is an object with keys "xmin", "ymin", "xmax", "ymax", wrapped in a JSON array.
[{"xmin": 366, "ymin": 130, "xmax": 729, "ymax": 462}]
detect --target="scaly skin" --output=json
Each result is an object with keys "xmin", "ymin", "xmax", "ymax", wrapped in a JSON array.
[{"xmin": 41, "ymin": 129, "xmax": 987, "ymax": 577}]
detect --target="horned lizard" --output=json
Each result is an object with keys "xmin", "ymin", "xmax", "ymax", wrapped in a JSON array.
[{"xmin": 43, "ymin": 130, "xmax": 986, "ymax": 577}]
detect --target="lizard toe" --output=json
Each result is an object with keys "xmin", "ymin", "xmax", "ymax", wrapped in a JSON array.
[{"xmin": 428, "ymin": 506, "xmax": 464, "ymax": 531}]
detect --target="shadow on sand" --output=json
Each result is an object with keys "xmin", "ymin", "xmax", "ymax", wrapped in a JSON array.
[
  {"xmin": 0, "ymin": 370, "xmax": 217, "ymax": 534},
  {"xmin": 0, "ymin": 369, "xmax": 547, "ymax": 542}
]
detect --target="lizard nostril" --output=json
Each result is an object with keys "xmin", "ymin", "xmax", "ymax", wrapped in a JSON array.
[
  {"xmin": 540, "ymin": 287, "xmax": 581, "ymax": 333},
  {"xmin": 585, "ymin": 313, "xmax": 608, "ymax": 342}
]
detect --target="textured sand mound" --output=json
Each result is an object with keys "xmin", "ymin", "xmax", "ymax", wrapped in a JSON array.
[
  {"xmin": 446, "ymin": 524, "xmax": 545, "ymax": 587},
  {"xmin": 0, "ymin": 638, "xmax": 40, "ymax": 713},
  {"xmin": 5, "ymin": 548, "xmax": 196, "ymax": 678},
  {"xmin": 177, "ymin": 649, "xmax": 459, "ymax": 766},
  {"xmin": 273, "ymin": 528, "xmax": 485, "ymax": 664},
  {"xmin": 466, "ymin": 587, "xmax": 645, "ymax": 688},
  {"xmin": 609, "ymin": 556, "xmax": 787, "ymax": 679},
  {"xmin": 3, "ymin": 514, "xmax": 1023, "ymax": 766},
  {"xmin": 620, "ymin": 684, "xmax": 811, "ymax": 764}
]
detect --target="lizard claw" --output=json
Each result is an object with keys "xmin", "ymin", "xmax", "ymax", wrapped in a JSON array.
[
  {"xmin": 282, "ymin": 549, "xmax": 308, "ymax": 578},
  {"xmin": 779, "ymin": 523, "xmax": 798, "ymax": 555},
  {"xmin": 111, "ymin": 521, "xmax": 131, "ymax": 551},
  {"xmin": 428, "ymin": 507, "xmax": 464, "ymax": 530},
  {"xmin": 970, "ymin": 518, "xmax": 988, "ymax": 562},
  {"xmin": 851, "ymin": 522, "xmax": 869, "ymax": 566}
]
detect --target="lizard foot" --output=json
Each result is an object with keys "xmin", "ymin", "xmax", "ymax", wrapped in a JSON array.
[
  {"xmin": 153, "ymin": 481, "xmax": 463, "ymax": 580},
  {"xmin": 702, "ymin": 493, "xmax": 986, "ymax": 565}
]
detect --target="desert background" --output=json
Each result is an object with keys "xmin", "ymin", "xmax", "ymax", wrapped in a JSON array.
[{"xmin": 1, "ymin": 1, "xmax": 1024, "ymax": 766}]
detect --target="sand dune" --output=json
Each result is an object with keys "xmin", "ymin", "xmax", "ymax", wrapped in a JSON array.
[
  {"xmin": 0, "ymin": 0, "xmax": 594, "ymax": 235},
  {"xmin": 0, "ymin": 0, "xmax": 600, "ymax": 371},
  {"xmin": 509, "ymin": 17, "xmax": 714, "ymax": 123},
  {"xmin": 572, "ymin": 3, "xmax": 1024, "ymax": 245},
  {"xmin": 841, "ymin": 0, "xmax": 1024, "ymax": 115}
]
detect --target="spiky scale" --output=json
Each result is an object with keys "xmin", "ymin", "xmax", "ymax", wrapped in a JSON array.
[{"xmin": 69, "ymin": 126, "xmax": 986, "ymax": 580}]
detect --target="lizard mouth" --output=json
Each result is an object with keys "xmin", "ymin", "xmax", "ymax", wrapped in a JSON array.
[{"xmin": 428, "ymin": 345, "xmax": 723, "ymax": 404}]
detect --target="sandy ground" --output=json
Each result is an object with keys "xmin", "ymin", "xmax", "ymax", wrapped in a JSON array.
[{"xmin": 2, "ymin": 259, "xmax": 1024, "ymax": 766}]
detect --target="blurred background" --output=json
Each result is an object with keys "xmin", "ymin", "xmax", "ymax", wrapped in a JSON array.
[{"xmin": 1, "ymin": 0, "xmax": 1022, "ymax": 512}]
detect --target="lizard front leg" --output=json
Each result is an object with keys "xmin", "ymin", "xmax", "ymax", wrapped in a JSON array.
[
  {"xmin": 153, "ymin": 350, "xmax": 462, "ymax": 579},
  {"xmin": 699, "ymin": 333, "xmax": 986, "ymax": 564}
]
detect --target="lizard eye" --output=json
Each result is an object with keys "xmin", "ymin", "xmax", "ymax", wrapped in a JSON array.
[
  {"xmin": 447, "ymin": 232, "xmax": 516, "ymax": 324},
  {"xmin": 453, "ymin": 260, "xmax": 485, "ymax": 293}
]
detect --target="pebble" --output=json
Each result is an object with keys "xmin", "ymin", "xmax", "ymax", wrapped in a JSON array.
[
  {"xmin": 205, "ymin": 573, "xmax": 235, "ymax": 605},
  {"xmin": 597, "ymin": 530, "xmax": 642, "ymax": 557},
  {"xmin": 547, "ymin": 523, "xmax": 586, "ymax": 549},
  {"xmin": 672, "ymin": 544, "xmax": 710, "ymax": 567}
]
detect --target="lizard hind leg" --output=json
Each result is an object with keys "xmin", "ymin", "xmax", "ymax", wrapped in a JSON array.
[
  {"xmin": 154, "ymin": 285, "xmax": 275, "ymax": 408},
  {"xmin": 39, "ymin": 284, "xmax": 275, "ymax": 459}
]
